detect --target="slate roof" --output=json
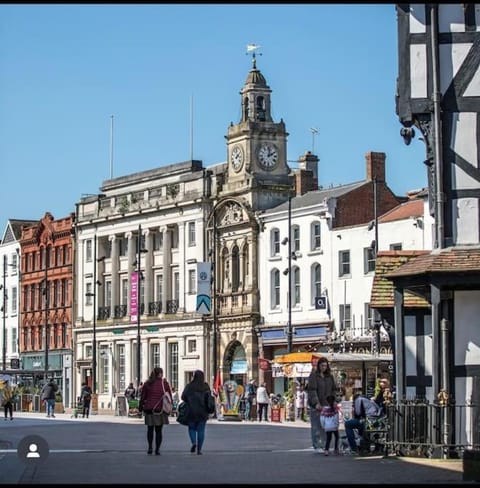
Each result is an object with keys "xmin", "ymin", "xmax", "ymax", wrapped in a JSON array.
[{"xmin": 370, "ymin": 251, "xmax": 431, "ymax": 308}]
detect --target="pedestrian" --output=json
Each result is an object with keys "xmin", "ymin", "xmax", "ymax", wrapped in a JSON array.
[
  {"xmin": 124, "ymin": 382, "xmax": 136, "ymax": 400},
  {"xmin": 372, "ymin": 378, "xmax": 390, "ymax": 416},
  {"xmin": 136, "ymin": 382, "xmax": 143, "ymax": 399},
  {"xmin": 139, "ymin": 367, "xmax": 172, "ymax": 455},
  {"xmin": 40, "ymin": 378, "xmax": 58, "ymax": 418},
  {"xmin": 320, "ymin": 394, "xmax": 340, "ymax": 456},
  {"xmin": 295, "ymin": 384, "xmax": 307, "ymax": 420},
  {"xmin": 256, "ymin": 382, "xmax": 270, "ymax": 421},
  {"xmin": 244, "ymin": 379, "xmax": 257, "ymax": 421},
  {"xmin": 80, "ymin": 382, "xmax": 92, "ymax": 418},
  {"xmin": 181, "ymin": 369, "xmax": 212, "ymax": 455},
  {"xmin": 306, "ymin": 357, "xmax": 337, "ymax": 453},
  {"xmin": 2, "ymin": 380, "xmax": 14, "ymax": 420},
  {"xmin": 344, "ymin": 392, "xmax": 382, "ymax": 455},
  {"xmin": 171, "ymin": 387, "xmax": 179, "ymax": 416}
]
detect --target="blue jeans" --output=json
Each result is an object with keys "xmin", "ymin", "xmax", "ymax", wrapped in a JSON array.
[
  {"xmin": 188, "ymin": 420, "xmax": 207, "ymax": 451},
  {"xmin": 46, "ymin": 399, "xmax": 55, "ymax": 417},
  {"xmin": 344, "ymin": 418, "xmax": 364, "ymax": 451},
  {"xmin": 245, "ymin": 398, "xmax": 254, "ymax": 420},
  {"xmin": 309, "ymin": 407, "xmax": 325, "ymax": 449}
]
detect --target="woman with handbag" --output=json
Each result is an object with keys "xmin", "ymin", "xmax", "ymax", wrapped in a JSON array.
[
  {"xmin": 181, "ymin": 369, "xmax": 213, "ymax": 455},
  {"xmin": 139, "ymin": 367, "xmax": 172, "ymax": 455}
]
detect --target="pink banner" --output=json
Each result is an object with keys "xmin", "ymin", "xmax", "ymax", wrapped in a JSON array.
[{"xmin": 130, "ymin": 271, "xmax": 138, "ymax": 324}]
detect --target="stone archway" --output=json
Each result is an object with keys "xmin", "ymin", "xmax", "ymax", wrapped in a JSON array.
[{"xmin": 223, "ymin": 340, "xmax": 247, "ymax": 385}]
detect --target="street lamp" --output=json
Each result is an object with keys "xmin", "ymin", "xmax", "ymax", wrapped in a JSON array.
[
  {"xmin": 281, "ymin": 195, "xmax": 294, "ymax": 354},
  {"xmin": 85, "ymin": 234, "xmax": 105, "ymax": 395},
  {"xmin": 43, "ymin": 246, "xmax": 50, "ymax": 382},
  {"xmin": 2, "ymin": 255, "xmax": 7, "ymax": 372},
  {"xmin": 134, "ymin": 224, "xmax": 147, "ymax": 389}
]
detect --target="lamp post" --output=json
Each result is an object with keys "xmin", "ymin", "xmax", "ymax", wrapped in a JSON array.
[
  {"xmin": 286, "ymin": 195, "xmax": 293, "ymax": 354},
  {"xmin": 44, "ymin": 246, "xmax": 50, "ymax": 382},
  {"xmin": 135, "ymin": 224, "xmax": 147, "ymax": 389},
  {"xmin": 2, "ymin": 255, "xmax": 6, "ymax": 372}
]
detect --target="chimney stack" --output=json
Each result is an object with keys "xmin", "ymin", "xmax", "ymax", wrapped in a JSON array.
[{"xmin": 366, "ymin": 151, "xmax": 385, "ymax": 182}]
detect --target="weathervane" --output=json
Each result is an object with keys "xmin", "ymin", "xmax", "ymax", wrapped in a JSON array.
[{"xmin": 246, "ymin": 44, "xmax": 262, "ymax": 68}]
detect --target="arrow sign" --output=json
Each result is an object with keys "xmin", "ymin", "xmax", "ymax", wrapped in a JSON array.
[{"xmin": 196, "ymin": 294, "xmax": 211, "ymax": 314}]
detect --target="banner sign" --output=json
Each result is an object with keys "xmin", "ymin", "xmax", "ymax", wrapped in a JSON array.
[
  {"xmin": 130, "ymin": 271, "xmax": 138, "ymax": 324},
  {"xmin": 196, "ymin": 262, "xmax": 211, "ymax": 314}
]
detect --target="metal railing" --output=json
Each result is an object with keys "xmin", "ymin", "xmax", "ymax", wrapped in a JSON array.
[{"xmin": 385, "ymin": 400, "xmax": 480, "ymax": 458}]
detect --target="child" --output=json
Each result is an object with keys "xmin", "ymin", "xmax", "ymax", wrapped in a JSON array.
[{"xmin": 320, "ymin": 394, "xmax": 340, "ymax": 456}]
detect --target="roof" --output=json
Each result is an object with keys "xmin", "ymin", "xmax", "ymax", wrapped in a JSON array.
[
  {"xmin": 379, "ymin": 198, "xmax": 423, "ymax": 223},
  {"xmin": 386, "ymin": 246, "xmax": 480, "ymax": 278},
  {"xmin": 370, "ymin": 251, "xmax": 431, "ymax": 308},
  {"xmin": 245, "ymin": 67, "xmax": 267, "ymax": 86},
  {"xmin": 263, "ymin": 180, "xmax": 366, "ymax": 215}
]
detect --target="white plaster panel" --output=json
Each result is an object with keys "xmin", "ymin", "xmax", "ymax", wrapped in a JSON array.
[
  {"xmin": 424, "ymin": 315, "xmax": 433, "ymax": 376},
  {"xmin": 410, "ymin": 44, "xmax": 427, "ymax": 98},
  {"xmin": 439, "ymin": 4, "xmax": 466, "ymax": 33},
  {"xmin": 409, "ymin": 5, "xmax": 426, "ymax": 33},
  {"xmin": 405, "ymin": 315, "xmax": 417, "ymax": 376},
  {"xmin": 464, "ymin": 65, "xmax": 480, "ymax": 96},
  {"xmin": 451, "ymin": 113, "xmax": 478, "ymax": 178},
  {"xmin": 440, "ymin": 43, "xmax": 470, "ymax": 95},
  {"xmin": 454, "ymin": 290, "xmax": 480, "ymax": 365},
  {"xmin": 452, "ymin": 198, "xmax": 479, "ymax": 245}
]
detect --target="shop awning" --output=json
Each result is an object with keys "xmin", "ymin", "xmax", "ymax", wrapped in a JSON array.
[{"xmin": 274, "ymin": 352, "xmax": 325, "ymax": 364}]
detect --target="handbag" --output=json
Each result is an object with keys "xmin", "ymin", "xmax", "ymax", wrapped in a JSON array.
[
  {"xmin": 161, "ymin": 380, "xmax": 173, "ymax": 415},
  {"xmin": 205, "ymin": 392, "xmax": 215, "ymax": 414},
  {"xmin": 320, "ymin": 413, "xmax": 339, "ymax": 432},
  {"xmin": 176, "ymin": 401, "xmax": 189, "ymax": 425}
]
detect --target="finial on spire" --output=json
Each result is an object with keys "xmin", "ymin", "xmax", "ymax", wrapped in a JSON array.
[{"xmin": 246, "ymin": 44, "xmax": 262, "ymax": 69}]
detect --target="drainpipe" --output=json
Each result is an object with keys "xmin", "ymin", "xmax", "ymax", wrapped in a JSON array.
[{"xmin": 431, "ymin": 4, "xmax": 445, "ymax": 249}]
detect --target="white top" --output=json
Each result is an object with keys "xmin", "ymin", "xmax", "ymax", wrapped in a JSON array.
[{"xmin": 256, "ymin": 385, "xmax": 270, "ymax": 404}]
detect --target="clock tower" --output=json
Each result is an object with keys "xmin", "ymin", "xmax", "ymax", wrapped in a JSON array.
[{"xmin": 224, "ymin": 49, "xmax": 292, "ymax": 211}]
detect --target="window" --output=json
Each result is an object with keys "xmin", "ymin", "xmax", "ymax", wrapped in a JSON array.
[
  {"xmin": 311, "ymin": 222, "xmax": 321, "ymax": 250},
  {"xmin": 100, "ymin": 345, "xmax": 109, "ymax": 394},
  {"xmin": 105, "ymin": 281, "xmax": 112, "ymax": 308},
  {"xmin": 292, "ymin": 225, "xmax": 300, "ymax": 253},
  {"xmin": 293, "ymin": 266, "xmax": 301, "ymax": 306},
  {"xmin": 153, "ymin": 231, "xmax": 163, "ymax": 251},
  {"xmin": 11, "ymin": 254, "xmax": 18, "ymax": 274},
  {"xmin": 11, "ymin": 287, "xmax": 17, "ymax": 314},
  {"xmin": 271, "ymin": 269, "xmax": 280, "ymax": 309},
  {"xmin": 62, "ymin": 278, "xmax": 68, "ymax": 305},
  {"xmin": 168, "ymin": 342, "xmax": 179, "ymax": 390},
  {"xmin": 155, "ymin": 274, "xmax": 163, "ymax": 302},
  {"xmin": 271, "ymin": 229, "xmax": 280, "ymax": 256},
  {"xmin": 86, "ymin": 283, "xmax": 93, "ymax": 305},
  {"xmin": 117, "ymin": 344, "xmax": 126, "ymax": 392},
  {"xmin": 365, "ymin": 303, "xmax": 374, "ymax": 331},
  {"xmin": 11, "ymin": 328, "xmax": 17, "ymax": 354},
  {"xmin": 231, "ymin": 245, "xmax": 240, "ymax": 292},
  {"xmin": 188, "ymin": 339, "xmax": 197, "ymax": 353},
  {"xmin": 151, "ymin": 343, "xmax": 160, "ymax": 368},
  {"xmin": 364, "ymin": 247, "xmax": 376, "ymax": 274},
  {"xmin": 311, "ymin": 263, "xmax": 321, "ymax": 306},
  {"xmin": 86, "ymin": 344, "xmax": 92, "ymax": 358},
  {"xmin": 63, "ymin": 244, "xmax": 69, "ymax": 264},
  {"xmin": 56, "ymin": 247, "xmax": 61, "ymax": 267},
  {"xmin": 390, "ymin": 243, "xmax": 402, "ymax": 250},
  {"xmin": 188, "ymin": 269, "xmax": 196, "ymax": 294},
  {"xmin": 118, "ymin": 237, "xmax": 127, "ymax": 257},
  {"xmin": 54, "ymin": 280, "xmax": 60, "ymax": 307},
  {"xmin": 339, "ymin": 304, "xmax": 352, "ymax": 330},
  {"xmin": 188, "ymin": 222, "xmax": 196, "ymax": 246},
  {"xmin": 121, "ymin": 279, "xmax": 128, "ymax": 306},
  {"xmin": 86, "ymin": 239, "xmax": 92, "ymax": 262},
  {"xmin": 173, "ymin": 271, "xmax": 179, "ymax": 300},
  {"xmin": 62, "ymin": 323, "xmax": 67, "ymax": 348},
  {"xmin": 171, "ymin": 227, "xmax": 179, "ymax": 249},
  {"xmin": 339, "ymin": 250, "xmax": 350, "ymax": 277}
]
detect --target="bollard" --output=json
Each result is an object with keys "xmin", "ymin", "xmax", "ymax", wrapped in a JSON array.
[{"xmin": 463, "ymin": 450, "xmax": 480, "ymax": 481}]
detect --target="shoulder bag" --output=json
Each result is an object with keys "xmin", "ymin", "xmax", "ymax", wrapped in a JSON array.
[
  {"xmin": 176, "ymin": 401, "xmax": 190, "ymax": 425},
  {"xmin": 162, "ymin": 379, "xmax": 173, "ymax": 415}
]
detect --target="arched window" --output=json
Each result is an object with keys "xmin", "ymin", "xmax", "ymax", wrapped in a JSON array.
[
  {"xmin": 244, "ymin": 96, "xmax": 249, "ymax": 120},
  {"xmin": 292, "ymin": 225, "xmax": 300, "ymax": 253},
  {"xmin": 271, "ymin": 268, "xmax": 280, "ymax": 309},
  {"xmin": 221, "ymin": 247, "xmax": 229, "ymax": 292},
  {"xmin": 311, "ymin": 263, "xmax": 322, "ymax": 306},
  {"xmin": 242, "ymin": 244, "xmax": 249, "ymax": 288},
  {"xmin": 256, "ymin": 96, "xmax": 265, "ymax": 121},
  {"xmin": 232, "ymin": 245, "xmax": 240, "ymax": 292}
]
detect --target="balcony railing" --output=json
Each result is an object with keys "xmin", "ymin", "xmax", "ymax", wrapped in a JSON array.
[
  {"xmin": 114, "ymin": 305, "xmax": 128, "ymax": 319},
  {"xmin": 97, "ymin": 306, "xmax": 111, "ymax": 320},
  {"xmin": 148, "ymin": 301, "xmax": 162, "ymax": 315},
  {"xmin": 166, "ymin": 300, "xmax": 178, "ymax": 314}
]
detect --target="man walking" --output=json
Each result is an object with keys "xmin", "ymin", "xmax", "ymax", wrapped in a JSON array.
[{"xmin": 40, "ymin": 378, "xmax": 58, "ymax": 418}]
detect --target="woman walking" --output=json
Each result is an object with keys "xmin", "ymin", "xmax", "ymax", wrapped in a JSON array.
[
  {"xmin": 307, "ymin": 357, "xmax": 337, "ymax": 453},
  {"xmin": 139, "ymin": 367, "xmax": 172, "ymax": 455},
  {"xmin": 181, "ymin": 369, "xmax": 212, "ymax": 455}
]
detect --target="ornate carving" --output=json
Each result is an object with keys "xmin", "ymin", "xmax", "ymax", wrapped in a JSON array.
[{"xmin": 221, "ymin": 202, "xmax": 244, "ymax": 226}]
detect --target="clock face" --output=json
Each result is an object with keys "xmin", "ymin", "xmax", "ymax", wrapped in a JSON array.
[
  {"xmin": 231, "ymin": 145, "xmax": 244, "ymax": 172},
  {"xmin": 257, "ymin": 142, "xmax": 278, "ymax": 169}
]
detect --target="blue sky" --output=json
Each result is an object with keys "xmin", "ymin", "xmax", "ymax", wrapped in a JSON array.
[{"xmin": 0, "ymin": 4, "xmax": 427, "ymax": 229}]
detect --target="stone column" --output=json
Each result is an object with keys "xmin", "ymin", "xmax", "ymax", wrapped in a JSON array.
[
  {"xmin": 161, "ymin": 226, "xmax": 172, "ymax": 313},
  {"xmin": 126, "ymin": 231, "xmax": 135, "ymax": 315},
  {"xmin": 144, "ymin": 229, "xmax": 153, "ymax": 314},
  {"xmin": 110, "ymin": 235, "xmax": 119, "ymax": 317}
]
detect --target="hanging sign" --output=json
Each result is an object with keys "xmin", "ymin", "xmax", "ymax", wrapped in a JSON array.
[{"xmin": 196, "ymin": 262, "xmax": 211, "ymax": 314}]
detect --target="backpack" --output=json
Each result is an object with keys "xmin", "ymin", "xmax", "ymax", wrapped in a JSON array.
[{"xmin": 205, "ymin": 392, "xmax": 216, "ymax": 414}]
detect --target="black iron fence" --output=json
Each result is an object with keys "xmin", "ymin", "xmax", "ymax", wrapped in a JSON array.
[{"xmin": 385, "ymin": 400, "xmax": 480, "ymax": 458}]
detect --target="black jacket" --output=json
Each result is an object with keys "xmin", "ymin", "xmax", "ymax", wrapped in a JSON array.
[{"xmin": 181, "ymin": 382, "xmax": 211, "ymax": 423}]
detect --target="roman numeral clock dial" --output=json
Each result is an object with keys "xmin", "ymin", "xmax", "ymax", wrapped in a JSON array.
[{"xmin": 257, "ymin": 142, "xmax": 278, "ymax": 170}]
